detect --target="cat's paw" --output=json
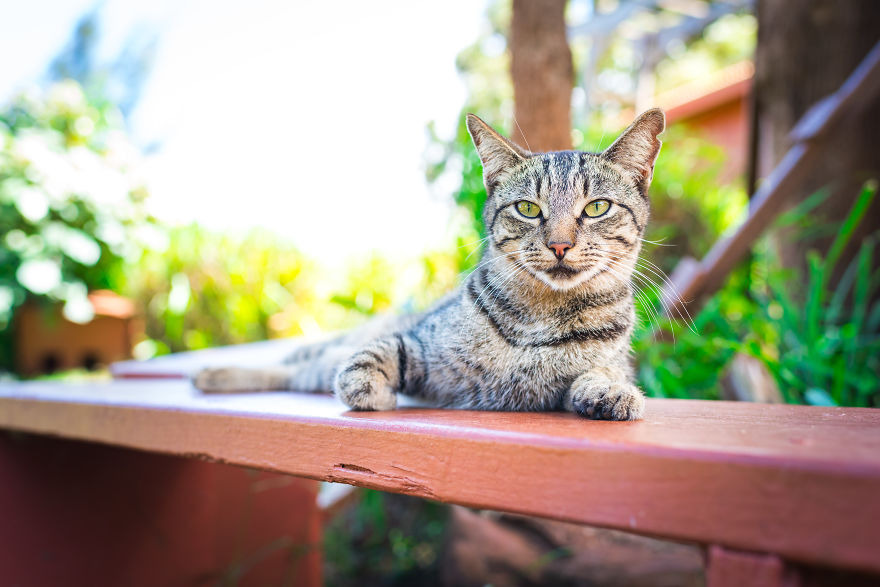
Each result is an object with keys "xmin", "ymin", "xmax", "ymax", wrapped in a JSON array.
[
  {"xmin": 569, "ymin": 379, "xmax": 645, "ymax": 421},
  {"xmin": 334, "ymin": 353, "xmax": 398, "ymax": 411}
]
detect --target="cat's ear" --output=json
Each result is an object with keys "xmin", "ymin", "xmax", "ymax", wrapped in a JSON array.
[
  {"xmin": 602, "ymin": 108, "xmax": 665, "ymax": 190},
  {"xmin": 466, "ymin": 114, "xmax": 530, "ymax": 190}
]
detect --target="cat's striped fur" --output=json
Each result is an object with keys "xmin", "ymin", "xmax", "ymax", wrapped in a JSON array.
[{"xmin": 194, "ymin": 109, "xmax": 665, "ymax": 420}]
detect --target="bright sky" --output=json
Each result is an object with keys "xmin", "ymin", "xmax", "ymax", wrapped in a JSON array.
[{"xmin": 1, "ymin": 0, "xmax": 488, "ymax": 266}]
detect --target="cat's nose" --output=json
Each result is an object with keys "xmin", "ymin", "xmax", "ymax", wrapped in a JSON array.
[{"xmin": 548, "ymin": 241, "xmax": 572, "ymax": 259}]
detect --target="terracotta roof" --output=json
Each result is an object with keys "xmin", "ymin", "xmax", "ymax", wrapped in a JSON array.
[
  {"xmin": 654, "ymin": 61, "xmax": 754, "ymax": 123},
  {"xmin": 88, "ymin": 290, "xmax": 136, "ymax": 319}
]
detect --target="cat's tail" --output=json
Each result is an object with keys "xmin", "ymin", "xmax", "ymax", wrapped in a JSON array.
[
  {"xmin": 192, "ymin": 351, "xmax": 350, "ymax": 395},
  {"xmin": 192, "ymin": 336, "xmax": 364, "ymax": 395},
  {"xmin": 192, "ymin": 366, "xmax": 301, "ymax": 394}
]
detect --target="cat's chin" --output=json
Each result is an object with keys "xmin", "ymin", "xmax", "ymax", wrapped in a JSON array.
[{"xmin": 528, "ymin": 262, "xmax": 623, "ymax": 292}]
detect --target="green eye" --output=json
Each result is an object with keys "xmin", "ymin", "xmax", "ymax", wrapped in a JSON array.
[
  {"xmin": 515, "ymin": 201, "xmax": 541, "ymax": 218},
  {"xmin": 584, "ymin": 199, "xmax": 610, "ymax": 218}
]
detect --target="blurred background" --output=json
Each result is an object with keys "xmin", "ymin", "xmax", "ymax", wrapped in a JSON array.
[
  {"xmin": 2, "ymin": 0, "xmax": 879, "ymax": 584},
  {"xmin": 4, "ymin": 0, "xmax": 878, "ymax": 409}
]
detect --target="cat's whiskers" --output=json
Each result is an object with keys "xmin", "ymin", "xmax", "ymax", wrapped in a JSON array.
[
  {"xmin": 594, "ymin": 244, "xmax": 698, "ymax": 334},
  {"xmin": 592, "ymin": 260, "xmax": 662, "ymax": 334},
  {"xmin": 459, "ymin": 235, "xmax": 494, "ymax": 263},
  {"xmin": 556, "ymin": 250, "xmax": 658, "ymax": 330},
  {"xmin": 638, "ymin": 237, "xmax": 675, "ymax": 247},
  {"xmin": 598, "ymin": 258, "xmax": 665, "ymax": 336},
  {"xmin": 599, "ymin": 255, "xmax": 690, "ymax": 345},
  {"xmin": 458, "ymin": 234, "xmax": 493, "ymax": 249},
  {"xmin": 480, "ymin": 258, "xmax": 530, "ymax": 304},
  {"xmin": 483, "ymin": 263, "xmax": 529, "ymax": 307},
  {"xmin": 512, "ymin": 115, "xmax": 532, "ymax": 153},
  {"xmin": 464, "ymin": 251, "xmax": 530, "ymax": 322},
  {"xmin": 464, "ymin": 262, "xmax": 529, "ymax": 324},
  {"xmin": 632, "ymin": 257, "xmax": 699, "ymax": 334},
  {"xmin": 594, "ymin": 130, "xmax": 607, "ymax": 152},
  {"xmin": 464, "ymin": 249, "xmax": 523, "ymax": 278}
]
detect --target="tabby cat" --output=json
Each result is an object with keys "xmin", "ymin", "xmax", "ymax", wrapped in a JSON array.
[{"xmin": 194, "ymin": 108, "xmax": 665, "ymax": 421}]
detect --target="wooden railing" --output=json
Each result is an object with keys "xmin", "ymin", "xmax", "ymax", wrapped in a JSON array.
[
  {"xmin": 1, "ymin": 340, "xmax": 879, "ymax": 586},
  {"xmin": 663, "ymin": 41, "xmax": 880, "ymax": 317}
]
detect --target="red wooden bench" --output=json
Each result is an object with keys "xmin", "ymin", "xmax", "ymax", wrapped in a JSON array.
[{"xmin": 1, "ymin": 340, "xmax": 879, "ymax": 586}]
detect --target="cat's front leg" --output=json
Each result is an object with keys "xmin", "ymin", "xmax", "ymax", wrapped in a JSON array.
[
  {"xmin": 565, "ymin": 369, "xmax": 645, "ymax": 421},
  {"xmin": 334, "ymin": 334, "xmax": 420, "ymax": 411}
]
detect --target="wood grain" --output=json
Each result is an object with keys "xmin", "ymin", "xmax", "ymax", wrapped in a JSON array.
[{"xmin": 2, "ymin": 380, "xmax": 879, "ymax": 574}]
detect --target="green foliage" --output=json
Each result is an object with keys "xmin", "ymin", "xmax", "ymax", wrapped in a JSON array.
[
  {"xmin": 323, "ymin": 491, "xmax": 448, "ymax": 587},
  {"xmin": 124, "ymin": 225, "xmax": 476, "ymax": 360},
  {"xmin": 653, "ymin": 13, "xmax": 757, "ymax": 94},
  {"xmin": 635, "ymin": 182, "xmax": 880, "ymax": 407},
  {"xmin": 641, "ymin": 126, "xmax": 748, "ymax": 272},
  {"xmin": 754, "ymin": 183, "xmax": 880, "ymax": 406},
  {"xmin": 125, "ymin": 226, "xmax": 323, "ymax": 355},
  {"xmin": 426, "ymin": 116, "xmax": 492, "ymax": 237},
  {"xmin": 633, "ymin": 267, "xmax": 751, "ymax": 400},
  {"xmin": 0, "ymin": 80, "xmax": 156, "ymax": 371}
]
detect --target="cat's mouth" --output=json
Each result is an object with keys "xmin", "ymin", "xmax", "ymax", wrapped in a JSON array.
[
  {"xmin": 527, "ymin": 261, "xmax": 591, "ymax": 290},
  {"xmin": 527, "ymin": 261, "xmax": 594, "ymax": 291},
  {"xmin": 543, "ymin": 264, "xmax": 581, "ymax": 279}
]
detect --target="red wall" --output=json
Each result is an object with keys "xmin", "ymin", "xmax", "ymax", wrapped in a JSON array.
[
  {"xmin": 664, "ymin": 77, "xmax": 752, "ymax": 182},
  {"xmin": 679, "ymin": 97, "xmax": 749, "ymax": 182}
]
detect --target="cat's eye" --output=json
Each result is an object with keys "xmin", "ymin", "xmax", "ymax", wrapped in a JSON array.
[
  {"xmin": 584, "ymin": 199, "xmax": 611, "ymax": 218},
  {"xmin": 515, "ymin": 201, "xmax": 541, "ymax": 218}
]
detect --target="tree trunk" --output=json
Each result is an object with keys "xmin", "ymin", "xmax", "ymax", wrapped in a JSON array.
[
  {"xmin": 510, "ymin": 0, "xmax": 573, "ymax": 152},
  {"xmin": 754, "ymin": 0, "xmax": 880, "ymax": 270}
]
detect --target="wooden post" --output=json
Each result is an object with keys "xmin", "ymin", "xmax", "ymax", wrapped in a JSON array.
[
  {"xmin": 510, "ymin": 0, "xmax": 573, "ymax": 151},
  {"xmin": 755, "ymin": 0, "xmax": 880, "ymax": 284},
  {"xmin": 706, "ymin": 545, "xmax": 798, "ymax": 587}
]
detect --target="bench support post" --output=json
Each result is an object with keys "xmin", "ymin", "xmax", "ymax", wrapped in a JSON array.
[
  {"xmin": 706, "ymin": 545, "xmax": 800, "ymax": 587},
  {"xmin": 0, "ymin": 433, "xmax": 322, "ymax": 586}
]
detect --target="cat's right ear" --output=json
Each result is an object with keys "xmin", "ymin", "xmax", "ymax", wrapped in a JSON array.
[{"xmin": 466, "ymin": 114, "xmax": 530, "ymax": 191}]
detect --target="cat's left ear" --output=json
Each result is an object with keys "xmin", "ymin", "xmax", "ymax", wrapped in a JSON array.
[
  {"xmin": 466, "ymin": 114, "xmax": 530, "ymax": 192},
  {"xmin": 602, "ymin": 108, "xmax": 665, "ymax": 191}
]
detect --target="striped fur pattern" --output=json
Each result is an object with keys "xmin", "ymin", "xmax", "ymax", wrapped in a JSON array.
[{"xmin": 194, "ymin": 109, "xmax": 665, "ymax": 421}]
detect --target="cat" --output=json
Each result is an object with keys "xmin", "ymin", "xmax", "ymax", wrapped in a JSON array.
[{"xmin": 194, "ymin": 108, "xmax": 665, "ymax": 421}]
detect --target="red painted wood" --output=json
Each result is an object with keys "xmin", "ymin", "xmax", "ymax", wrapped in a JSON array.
[
  {"xmin": 706, "ymin": 546, "xmax": 793, "ymax": 587},
  {"xmin": 664, "ymin": 77, "xmax": 751, "ymax": 126},
  {"xmin": 0, "ymin": 433, "xmax": 322, "ymax": 587},
  {"xmin": 1, "ymin": 380, "xmax": 879, "ymax": 574}
]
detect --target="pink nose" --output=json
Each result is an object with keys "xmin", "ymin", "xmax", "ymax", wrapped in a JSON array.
[{"xmin": 548, "ymin": 241, "xmax": 572, "ymax": 259}]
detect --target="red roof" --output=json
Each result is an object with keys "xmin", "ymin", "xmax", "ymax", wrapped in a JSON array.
[
  {"xmin": 87, "ymin": 290, "xmax": 136, "ymax": 319},
  {"xmin": 655, "ymin": 61, "xmax": 753, "ymax": 124}
]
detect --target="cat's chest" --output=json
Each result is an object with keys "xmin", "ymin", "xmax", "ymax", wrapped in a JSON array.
[
  {"xmin": 462, "ymin": 330, "xmax": 608, "ymax": 381},
  {"xmin": 430, "ymin": 293, "xmax": 630, "ymax": 382}
]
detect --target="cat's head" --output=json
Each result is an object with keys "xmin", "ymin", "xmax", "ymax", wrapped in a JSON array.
[{"xmin": 466, "ymin": 109, "xmax": 664, "ymax": 292}]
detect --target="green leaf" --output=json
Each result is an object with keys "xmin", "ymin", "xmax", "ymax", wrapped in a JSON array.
[
  {"xmin": 776, "ymin": 187, "xmax": 830, "ymax": 227},
  {"xmin": 824, "ymin": 181, "xmax": 877, "ymax": 283}
]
